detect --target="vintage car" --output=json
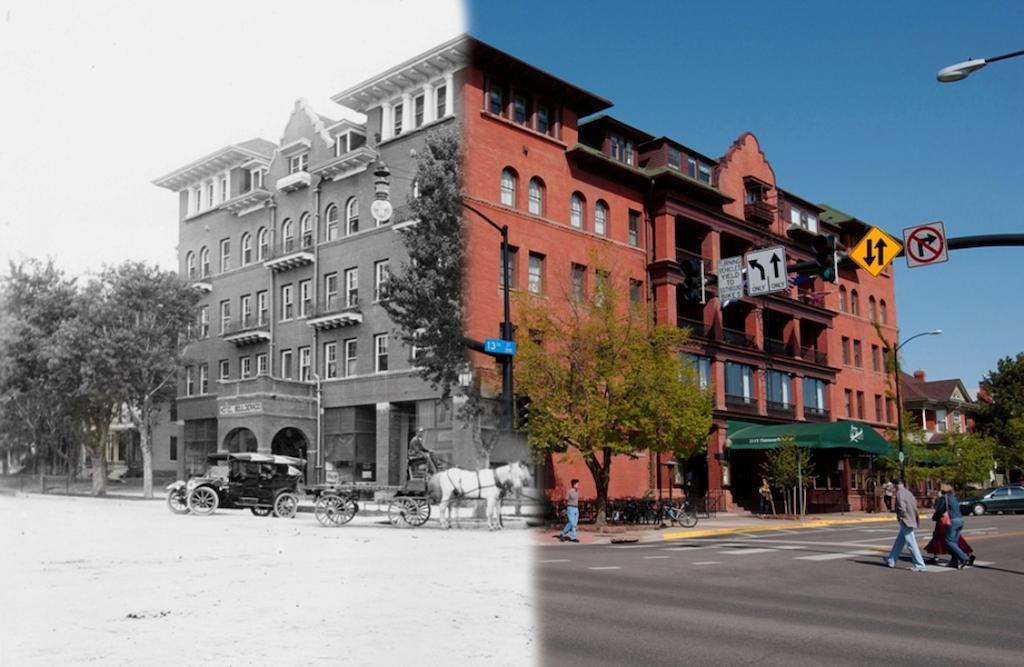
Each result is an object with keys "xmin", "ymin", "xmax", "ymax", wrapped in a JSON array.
[{"xmin": 165, "ymin": 453, "xmax": 305, "ymax": 518}]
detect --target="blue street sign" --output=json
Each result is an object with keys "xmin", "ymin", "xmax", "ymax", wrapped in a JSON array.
[{"xmin": 483, "ymin": 338, "xmax": 517, "ymax": 356}]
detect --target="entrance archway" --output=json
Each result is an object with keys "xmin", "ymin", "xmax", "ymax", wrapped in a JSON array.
[
  {"xmin": 272, "ymin": 427, "xmax": 309, "ymax": 461},
  {"xmin": 223, "ymin": 427, "xmax": 258, "ymax": 453}
]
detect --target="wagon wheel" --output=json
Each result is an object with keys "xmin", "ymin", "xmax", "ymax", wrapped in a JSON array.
[
  {"xmin": 166, "ymin": 490, "xmax": 190, "ymax": 515},
  {"xmin": 250, "ymin": 506, "xmax": 272, "ymax": 517},
  {"xmin": 315, "ymin": 494, "xmax": 357, "ymax": 527},
  {"xmin": 274, "ymin": 492, "xmax": 299, "ymax": 519},
  {"xmin": 405, "ymin": 497, "xmax": 431, "ymax": 527},
  {"xmin": 388, "ymin": 497, "xmax": 412, "ymax": 527},
  {"xmin": 187, "ymin": 486, "xmax": 219, "ymax": 515}
]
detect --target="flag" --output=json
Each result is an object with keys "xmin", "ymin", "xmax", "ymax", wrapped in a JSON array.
[{"xmin": 788, "ymin": 273, "xmax": 811, "ymax": 288}]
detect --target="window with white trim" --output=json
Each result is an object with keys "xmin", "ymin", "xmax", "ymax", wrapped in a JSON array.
[
  {"xmin": 255, "ymin": 353, "xmax": 267, "ymax": 376},
  {"xmin": 240, "ymin": 356, "xmax": 252, "ymax": 379},
  {"xmin": 280, "ymin": 349, "xmax": 293, "ymax": 380},
  {"xmin": 218, "ymin": 359, "xmax": 229, "ymax": 382},
  {"xmin": 282, "ymin": 219, "xmax": 294, "ymax": 253},
  {"xmin": 435, "ymin": 85, "xmax": 447, "ymax": 119},
  {"xmin": 325, "ymin": 272, "xmax": 339, "ymax": 311},
  {"xmin": 199, "ymin": 363, "xmax": 209, "ymax": 395},
  {"xmin": 594, "ymin": 201, "xmax": 608, "ymax": 236},
  {"xmin": 185, "ymin": 366, "xmax": 194, "ymax": 396},
  {"xmin": 220, "ymin": 176, "xmax": 227, "ymax": 202},
  {"xmin": 219, "ymin": 238, "xmax": 230, "ymax": 273},
  {"xmin": 198, "ymin": 305, "xmax": 209, "ymax": 338},
  {"xmin": 256, "ymin": 290, "xmax": 268, "ymax": 326},
  {"xmin": 528, "ymin": 178, "xmax": 544, "ymax": 216},
  {"xmin": 298, "ymin": 346, "xmax": 311, "ymax": 382},
  {"xmin": 289, "ymin": 153, "xmax": 309, "ymax": 174},
  {"xmin": 324, "ymin": 342, "xmax": 338, "ymax": 379},
  {"xmin": 219, "ymin": 300, "xmax": 230, "ymax": 334},
  {"xmin": 186, "ymin": 252, "xmax": 196, "ymax": 280},
  {"xmin": 500, "ymin": 168, "xmax": 517, "ymax": 207},
  {"xmin": 374, "ymin": 334, "xmax": 389, "ymax": 373},
  {"xmin": 346, "ymin": 198, "xmax": 359, "ymax": 235},
  {"xmin": 325, "ymin": 205, "xmax": 339, "ymax": 241},
  {"xmin": 257, "ymin": 228, "xmax": 269, "ymax": 261},
  {"xmin": 527, "ymin": 252, "xmax": 544, "ymax": 294},
  {"xmin": 344, "ymin": 338, "xmax": 357, "ymax": 377},
  {"xmin": 299, "ymin": 279, "xmax": 311, "ymax": 318},
  {"xmin": 199, "ymin": 247, "xmax": 210, "ymax": 277},
  {"xmin": 241, "ymin": 233, "xmax": 252, "ymax": 265},
  {"xmin": 240, "ymin": 294, "xmax": 252, "ymax": 327},
  {"xmin": 345, "ymin": 268, "xmax": 358, "ymax": 307},
  {"xmin": 414, "ymin": 94, "xmax": 425, "ymax": 127},
  {"xmin": 300, "ymin": 213, "xmax": 313, "ymax": 248},
  {"xmin": 374, "ymin": 260, "xmax": 390, "ymax": 301},
  {"xmin": 281, "ymin": 284, "xmax": 294, "ymax": 321},
  {"xmin": 628, "ymin": 210, "xmax": 640, "ymax": 247},
  {"xmin": 393, "ymin": 103, "xmax": 404, "ymax": 136},
  {"xmin": 570, "ymin": 193, "xmax": 584, "ymax": 229},
  {"xmin": 725, "ymin": 361, "xmax": 755, "ymax": 404}
]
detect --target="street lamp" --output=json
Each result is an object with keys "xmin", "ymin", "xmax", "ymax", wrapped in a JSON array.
[
  {"xmin": 461, "ymin": 201, "xmax": 514, "ymax": 430},
  {"xmin": 890, "ymin": 329, "xmax": 942, "ymax": 481},
  {"xmin": 937, "ymin": 48, "xmax": 1024, "ymax": 82}
]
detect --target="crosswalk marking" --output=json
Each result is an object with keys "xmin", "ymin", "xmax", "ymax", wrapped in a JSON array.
[
  {"xmin": 718, "ymin": 548, "xmax": 778, "ymax": 555},
  {"xmin": 795, "ymin": 549, "xmax": 877, "ymax": 561},
  {"xmin": 693, "ymin": 561, "xmax": 720, "ymax": 565},
  {"xmin": 643, "ymin": 555, "xmax": 671, "ymax": 559},
  {"xmin": 589, "ymin": 566, "xmax": 621, "ymax": 570},
  {"xmin": 539, "ymin": 559, "xmax": 570, "ymax": 563}
]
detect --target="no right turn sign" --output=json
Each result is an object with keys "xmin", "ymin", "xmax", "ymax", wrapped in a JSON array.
[{"xmin": 903, "ymin": 222, "xmax": 949, "ymax": 268}]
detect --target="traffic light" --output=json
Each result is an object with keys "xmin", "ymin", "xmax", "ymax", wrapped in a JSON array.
[
  {"xmin": 812, "ymin": 234, "xmax": 838, "ymax": 282},
  {"xmin": 514, "ymin": 395, "xmax": 532, "ymax": 431},
  {"xmin": 679, "ymin": 256, "xmax": 706, "ymax": 303}
]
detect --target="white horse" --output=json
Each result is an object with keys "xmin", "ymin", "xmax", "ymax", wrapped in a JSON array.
[{"xmin": 430, "ymin": 461, "xmax": 533, "ymax": 530}]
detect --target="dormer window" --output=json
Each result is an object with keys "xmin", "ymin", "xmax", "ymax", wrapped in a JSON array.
[
  {"xmin": 488, "ymin": 82, "xmax": 504, "ymax": 115},
  {"xmin": 249, "ymin": 168, "xmax": 266, "ymax": 191},
  {"xmin": 393, "ymin": 103, "xmax": 404, "ymax": 136},
  {"xmin": 789, "ymin": 205, "xmax": 818, "ymax": 233},
  {"xmin": 289, "ymin": 153, "xmax": 309, "ymax": 175},
  {"xmin": 414, "ymin": 94, "xmax": 425, "ymax": 128},
  {"xmin": 435, "ymin": 85, "xmax": 447, "ymax": 119},
  {"xmin": 335, "ymin": 134, "xmax": 349, "ymax": 157},
  {"xmin": 610, "ymin": 133, "xmax": 635, "ymax": 165},
  {"xmin": 513, "ymin": 94, "xmax": 529, "ymax": 125},
  {"xmin": 536, "ymin": 105, "xmax": 550, "ymax": 134},
  {"xmin": 668, "ymin": 147, "xmax": 681, "ymax": 170}
]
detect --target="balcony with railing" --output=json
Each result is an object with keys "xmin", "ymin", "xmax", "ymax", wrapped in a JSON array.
[
  {"xmin": 724, "ymin": 393, "xmax": 759, "ymax": 413},
  {"xmin": 221, "ymin": 318, "xmax": 271, "ymax": 346},
  {"xmin": 263, "ymin": 236, "xmax": 315, "ymax": 272},
  {"xmin": 803, "ymin": 406, "xmax": 830, "ymax": 422},
  {"xmin": 722, "ymin": 327, "xmax": 757, "ymax": 349},
  {"xmin": 766, "ymin": 400, "xmax": 795, "ymax": 416},
  {"xmin": 219, "ymin": 187, "xmax": 272, "ymax": 215},
  {"xmin": 677, "ymin": 317, "xmax": 708, "ymax": 339},
  {"xmin": 800, "ymin": 345, "xmax": 829, "ymax": 365},
  {"xmin": 311, "ymin": 145, "xmax": 376, "ymax": 181},
  {"xmin": 188, "ymin": 274, "xmax": 213, "ymax": 293},
  {"xmin": 764, "ymin": 337, "xmax": 792, "ymax": 356},
  {"xmin": 306, "ymin": 295, "xmax": 362, "ymax": 330},
  {"xmin": 276, "ymin": 170, "xmax": 311, "ymax": 193},
  {"xmin": 744, "ymin": 200, "xmax": 776, "ymax": 224},
  {"xmin": 674, "ymin": 248, "xmax": 713, "ymax": 274}
]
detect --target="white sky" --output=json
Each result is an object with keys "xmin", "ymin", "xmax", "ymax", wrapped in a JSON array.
[{"xmin": 0, "ymin": 0, "xmax": 464, "ymax": 277}]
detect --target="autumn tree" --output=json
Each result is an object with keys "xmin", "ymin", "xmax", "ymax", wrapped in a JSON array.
[{"xmin": 514, "ymin": 272, "xmax": 712, "ymax": 524}]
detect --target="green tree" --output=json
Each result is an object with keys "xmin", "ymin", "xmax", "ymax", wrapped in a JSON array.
[
  {"xmin": 975, "ymin": 353, "xmax": 1024, "ymax": 481},
  {"xmin": 935, "ymin": 431, "xmax": 996, "ymax": 492},
  {"xmin": 760, "ymin": 435, "xmax": 814, "ymax": 515},
  {"xmin": 382, "ymin": 124, "xmax": 464, "ymax": 399},
  {"xmin": 103, "ymin": 262, "xmax": 198, "ymax": 498},
  {"xmin": 0, "ymin": 260, "xmax": 81, "ymax": 476},
  {"xmin": 881, "ymin": 410, "xmax": 930, "ymax": 485},
  {"xmin": 514, "ymin": 272, "xmax": 712, "ymax": 524}
]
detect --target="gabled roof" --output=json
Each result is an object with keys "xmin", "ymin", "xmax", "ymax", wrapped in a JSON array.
[
  {"xmin": 153, "ymin": 139, "xmax": 276, "ymax": 191},
  {"xmin": 639, "ymin": 136, "xmax": 719, "ymax": 165},
  {"xmin": 579, "ymin": 114, "xmax": 655, "ymax": 143},
  {"xmin": 901, "ymin": 372, "xmax": 974, "ymax": 406}
]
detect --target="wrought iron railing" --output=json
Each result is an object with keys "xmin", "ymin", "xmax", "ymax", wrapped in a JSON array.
[
  {"xmin": 800, "ymin": 346, "xmax": 828, "ymax": 365},
  {"xmin": 764, "ymin": 337, "xmax": 791, "ymax": 356},
  {"xmin": 723, "ymin": 327, "xmax": 757, "ymax": 348},
  {"xmin": 677, "ymin": 317, "xmax": 707, "ymax": 338}
]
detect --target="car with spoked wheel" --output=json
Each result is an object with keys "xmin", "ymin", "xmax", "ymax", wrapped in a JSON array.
[
  {"xmin": 959, "ymin": 485, "xmax": 1024, "ymax": 516},
  {"xmin": 165, "ymin": 453, "xmax": 306, "ymax": 518}
]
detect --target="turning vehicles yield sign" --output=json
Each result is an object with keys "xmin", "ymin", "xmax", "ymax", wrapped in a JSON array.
[
  {"xmin": 902, "ymin": 222, "xmax": 948, "ymax": 268},
  {"xmin": 850, "ymin": 226, "xmax": 902, "ymax": 277}
]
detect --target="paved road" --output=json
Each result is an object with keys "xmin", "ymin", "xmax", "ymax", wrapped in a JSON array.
[{"xmin": 538, "ymin": 515, "xmax": 1024, "ymax": 666}]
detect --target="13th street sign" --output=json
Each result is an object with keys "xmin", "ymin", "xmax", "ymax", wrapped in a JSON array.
[
  {"xmin": 483, "ymin": 338, "xmax": 517, "ymax": 356},
  {"xmin": 744, "ymin": 246, "xmax": 788, "ymax": 296}
]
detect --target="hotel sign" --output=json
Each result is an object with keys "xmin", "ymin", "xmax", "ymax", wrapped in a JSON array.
[{"xmin": 219, "ymin": 400, "xmax": 262, "ymax": 416}]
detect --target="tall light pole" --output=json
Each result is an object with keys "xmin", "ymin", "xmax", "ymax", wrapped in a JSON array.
[
  {"xmin": 461, "ymin": 201, "xmax": 514, "ymax": 430},
  {"xmin": 937, "ymin": 48, "xmax": 1024, "ymax": 82},
  {"xmin": 890, "ymin": 329, "xmax": 942, "ymax": 481}
]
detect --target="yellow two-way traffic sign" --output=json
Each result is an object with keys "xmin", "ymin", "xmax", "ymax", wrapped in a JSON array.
[{"xmin": 850, "ymin": 226, "xmax": 902, "ymax": 277}]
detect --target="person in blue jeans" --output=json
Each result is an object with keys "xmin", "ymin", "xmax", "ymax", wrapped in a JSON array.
[
  {"xmin": 560, "ymin": 479, "xmax": 580, "ymax": 543},
  {"xmin": 934, "ymin": 482, "xmax": 974, "ymax": 569},
  {"xmin": 885, "ymin": 479, "xmax": 927, "ymax": 571}
]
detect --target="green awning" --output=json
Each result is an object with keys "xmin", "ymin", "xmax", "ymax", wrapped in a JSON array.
[{"xmin": 727, "ymin": 420, "xmax": 891, "ymax": 456}]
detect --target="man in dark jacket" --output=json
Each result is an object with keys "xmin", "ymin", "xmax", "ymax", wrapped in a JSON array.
[{"xmin": 885, "ymin": 479, "xmax": 927, "ymax": 571}]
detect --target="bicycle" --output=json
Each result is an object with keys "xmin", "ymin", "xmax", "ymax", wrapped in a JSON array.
[{"xmin": 663, "ymin": 500, "xmax": 699, "ymax": 528}]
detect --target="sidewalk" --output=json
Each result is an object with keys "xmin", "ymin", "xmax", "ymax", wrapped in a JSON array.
[{"xmin": 538, "ymin": 511, "xmax": 915, "ymax": 545}]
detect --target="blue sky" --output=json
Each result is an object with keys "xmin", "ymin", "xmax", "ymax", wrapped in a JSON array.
[{"xmin": 469, "ymin": 0, "xmax": 1024, "ymax": 393}]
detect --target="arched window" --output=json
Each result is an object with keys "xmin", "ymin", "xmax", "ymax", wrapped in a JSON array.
[
  {"xmin": 324, "ymin": 204, "xmax": 339, "ymax": 241},
  {"xmin": 879, "ymin": 299, "xmax": 888, "ymax": 325},
  {"xmin": 868, "ymin": 296, "xmax": 877, "ymax": 322},
  {"xmin": 570, "ymin": 192, "xmax": 585, "ymax": 229},
  {"xmin": 528, "ymin": 177, "xmax": 544, "ymax": 216},
  {"xmin": 500, "ymin": 168, "xmax": 518, "ymax": 207},
  {"xmin": 199, "ymin": 246, "xmax": 210, "ymax": 278},
  {"xmin": 346, "ymin": 198, "xmax": 359, "ymax": 235},
  {"xmin": 185, "ymin": 251, "xmax": 196, "ymax": 280},
  {"xmin": 257, "ymin": 227, "xmax": 269, "ymax": 261},
  {"xmin": 838, "ymin": 285, "xmax": 847, "ymax": 312},
  {"xmin": 299, "ymin": 212, "xmax": 313, "ymax": 248},
  {"xmin": 850, "ymin": 289, "xmax": 859, "ymax": 316},
  {"xmin": 594, "ymin": 200, "xmax": 608, "ymax": 236},
  {"xmin": 240, "ymin": 233, "xmax": 252, "ymax": 265},
  {"xmin": 281, "ymin": 219, "xmax": 294, "ymax": 252}
]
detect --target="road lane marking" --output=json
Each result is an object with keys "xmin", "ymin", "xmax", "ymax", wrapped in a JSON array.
[
  {"xmin": 589, "ymin": 566, "xmax": 621, "ymax": 570},
  {"xmin": 717, "ymin": 548, "xmax": 778, "ymax": 555},
  {"xmin": 643, "ymin": 556, "xmax": 671, "ymax": 559},
  {"xmin": 539, "ymin": 559, "xmax": 570, "ymax": 563},
  {"xmin": 795, "ymin": 550, "xmax": 877, "ymax": 561},
  {"xmin": 775, "ymin": 545, "xmax": 804, "ymax": 550},
  {"xmin": 662, "ymin": 545, "xmax": 713, "ymax": 552},
  {"xmin": 692, "ymin": 561, "xmax": 720, "ymax": 565}
]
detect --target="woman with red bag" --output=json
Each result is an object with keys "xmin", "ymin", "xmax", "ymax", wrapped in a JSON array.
[{"xmin": 925, "ymin": 483, "xmax": 976, "ymax": 567}]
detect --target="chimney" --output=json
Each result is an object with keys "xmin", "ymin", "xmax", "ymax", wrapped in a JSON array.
[{"xmin": 913, "ymin": 370, "xmax": 926, "ymax": 382}]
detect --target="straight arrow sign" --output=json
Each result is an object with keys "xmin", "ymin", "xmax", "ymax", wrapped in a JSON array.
[{"xmin": 745, "ymin": 246, "xmax": 788, "ymax": 296}]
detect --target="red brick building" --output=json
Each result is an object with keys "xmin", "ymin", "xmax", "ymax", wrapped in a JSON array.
[{"xmin": 462, "ymin": 37, "xmax": 899, "ymax": 512}]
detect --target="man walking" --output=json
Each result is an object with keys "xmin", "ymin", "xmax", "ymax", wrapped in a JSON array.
[
  {"xmin": 885, "ymin": 479, "xmax": 926, "ymax": 572},
  {"xmin": 882, "ymin": 478, "xmax": 895, "ymax": 512},
  {"xmin": 559, "ymin": 479, "xmax": 580, "ymax": 543}
]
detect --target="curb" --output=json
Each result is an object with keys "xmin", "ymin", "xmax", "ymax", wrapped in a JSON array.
[{"xmin": 661, "ymin": 513, "xmax": 924, "ymax": 541}]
